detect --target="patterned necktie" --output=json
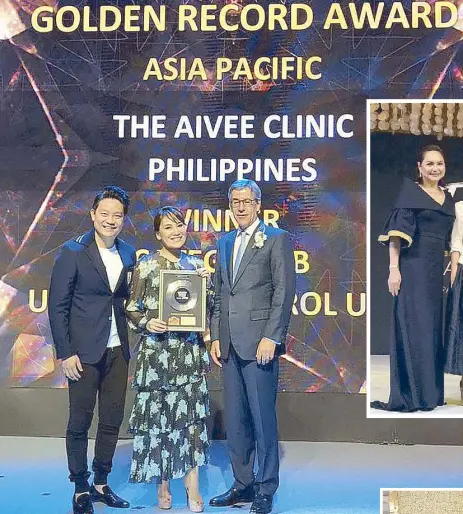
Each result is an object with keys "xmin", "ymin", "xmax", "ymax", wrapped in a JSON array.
[{"xmin": 233, "ymin": 230, "xmax": 247, "ymax": 282}]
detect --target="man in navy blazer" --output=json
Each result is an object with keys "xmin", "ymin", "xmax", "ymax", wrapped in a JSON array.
[
  {"xmin": 209, "ymin": 180, "xmax": 296, "ymax": 514},
  {"xmin": 49, "ymin": 186, "xmax": 136, "ymax": 514}
]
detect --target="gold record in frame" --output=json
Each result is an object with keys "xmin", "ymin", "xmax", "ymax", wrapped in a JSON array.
[
  {"xmin": 165, "ymin": 279, "xmax": 198, "ymax": 312},
  {"xmin": 159, "ymin": 269, "xmax": 207, "ymax": 331}
]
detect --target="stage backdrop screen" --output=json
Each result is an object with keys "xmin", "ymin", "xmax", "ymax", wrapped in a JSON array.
[{"xmin": 0, "ymin": 0, "xmax": 372, "ymax": 394}]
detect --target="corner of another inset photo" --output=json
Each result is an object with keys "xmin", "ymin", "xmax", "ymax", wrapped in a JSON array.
[
  {"xmin": 367, "ymin": 99, "xmax": 463, "ymax": 419},
  {"xmin": 380, "ymin": 488, "xmax": 463, "ymax": 514}
]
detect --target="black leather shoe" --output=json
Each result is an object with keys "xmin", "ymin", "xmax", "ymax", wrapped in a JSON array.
[
  {"xmin": 73, "ymin": 493, "xmax": 94, "ymax": 514},
  {"xmin": 90, "ymin": 485, "xmax": 130, "ymax": 508},
  {"xmin": 250, "ymin": 494, "xmax": 273, "ymax": 514},
  {"xmin": 209, "ymin": 485, "xmax": 255, "ymax": 507}
]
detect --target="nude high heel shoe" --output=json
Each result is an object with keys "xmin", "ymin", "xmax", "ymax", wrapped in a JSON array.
[
  {"xmin": 157, "ymin": 485, "xmax": 172, "ymax": 510},
  {"xmin": 185, "ymin": 488, "xmax": 204, "ymax": 513},
  {"xmin": 158, "ymin": 495, "xmax": 172, "ymax": 510}
]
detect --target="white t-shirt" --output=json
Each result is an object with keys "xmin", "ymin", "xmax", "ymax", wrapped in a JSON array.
[{"xmin": 98, "ymin": 244, "xmax": 123, "ymax": 348}]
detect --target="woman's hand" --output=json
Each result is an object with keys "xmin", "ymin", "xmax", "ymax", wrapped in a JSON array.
[
  {"xmin": 388, "ymin": 268, "xmax": 401, "ymax": 296},
  {"xmin": 210, "ymin": 340, "xmax": 222, "ymax": 368},
  {"xmin": 196, "ymin": 267, "xmax": 211, "ymax": 280},
  {"xmin": 451, "ymin": 269, "xmax": 457, "ymax": 287},
  {"xmin": 146, "ymin": 318, "xmax": 168, "ymax": 333}
]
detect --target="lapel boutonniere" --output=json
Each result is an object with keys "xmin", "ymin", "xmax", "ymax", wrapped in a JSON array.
[{"xmin": 253, "ymin": 230, "xmax": 267, "ymax": 249}]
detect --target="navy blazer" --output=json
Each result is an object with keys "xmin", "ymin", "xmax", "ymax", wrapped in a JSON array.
[{"xmin": 48, "ymin": 229, "xmax": 136, "ymax": 364}]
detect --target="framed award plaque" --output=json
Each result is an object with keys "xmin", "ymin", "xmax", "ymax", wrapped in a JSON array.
[{"xmin": 159, "ymin": 269, "xmax": 207, "ymax": 331}]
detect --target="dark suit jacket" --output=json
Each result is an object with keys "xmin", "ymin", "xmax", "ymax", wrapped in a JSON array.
[
  {"xmin": 211, "ymin": 222, "xmax": 296, "ymax": 360},
  {"xmin": 48, "ymin": 229, "xmax": 136, "ymax": 364}
]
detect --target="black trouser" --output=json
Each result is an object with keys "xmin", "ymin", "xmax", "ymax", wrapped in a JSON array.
[{"xmin": 66, "ymin": 346, "xmax": 128, "ymax": 494}]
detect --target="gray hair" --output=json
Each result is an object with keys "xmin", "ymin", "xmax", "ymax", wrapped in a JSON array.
[{"xmin": 228, "ymin": 179, "xmax": 262, "ymax": 201}]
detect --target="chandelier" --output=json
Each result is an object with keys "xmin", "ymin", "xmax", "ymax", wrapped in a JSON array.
[{"xmin": 370, "ymin": 102, "xmax": 463, "ymax": 140}]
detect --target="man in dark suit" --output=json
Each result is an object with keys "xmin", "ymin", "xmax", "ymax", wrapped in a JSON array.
[
  {"xmin": 209, "ymin": 179, "xmax": 296, "ymax": 514},
  {"xmin": 49, "ymin": 186, "xmax": 136, "ymax": 514}
]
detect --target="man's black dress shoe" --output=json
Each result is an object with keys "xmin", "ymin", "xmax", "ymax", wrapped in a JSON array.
[
  {"xmin": 90, "ymin": 484, "xmax": 130, "ymax": 508},
  {"xmin": 250, "ymin": 494, "xmax": 273, "ymax": 514},
  {"xmin": 73, "ymin": 493, "xmax": 94, "ymax": 514},
  {"xmin": 209, "ymin": 485, "xmax": 255, "ymax": 507}
]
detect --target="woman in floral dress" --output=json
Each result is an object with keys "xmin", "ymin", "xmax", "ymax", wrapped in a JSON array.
[{"xmin": 126, "ymin": 206, "xmax": 212, "ymax": 512}]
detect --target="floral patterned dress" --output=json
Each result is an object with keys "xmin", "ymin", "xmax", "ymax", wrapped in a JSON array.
[{"xmin": 126, "ymin": 251, "xmax": 212, "ymax": 483}]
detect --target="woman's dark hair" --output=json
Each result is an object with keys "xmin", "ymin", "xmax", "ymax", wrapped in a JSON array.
[
  {"xmin": 92, "ymin": 186, "xmax": 130, "ymax": 215},
  {"xmin": 153, "ymin": 206, "xmax": 185, "ymax": 232},
  {"xmin": 416, "ymin": 144, "xmax": 445, "ymax": 186}
]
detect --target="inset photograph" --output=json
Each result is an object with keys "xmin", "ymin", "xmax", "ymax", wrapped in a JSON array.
[
  {"xmin": 381, "ymin": 489, "xmax": 463, "ymax": 514},
  {"xmin": 368, "ymin": 100, "xmax": 463, "ymax": 417}
]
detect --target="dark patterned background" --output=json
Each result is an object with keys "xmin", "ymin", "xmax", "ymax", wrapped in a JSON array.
[{"xmin": 4, "ymin": 0, "xmax": 460, "ymax": 393}]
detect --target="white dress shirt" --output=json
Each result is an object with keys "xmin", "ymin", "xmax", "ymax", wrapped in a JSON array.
[{"xmin": 98, "ymin": 244, "xmax": 123, "ymax": 348}]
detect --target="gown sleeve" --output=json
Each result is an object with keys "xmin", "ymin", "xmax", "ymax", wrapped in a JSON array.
[
  {"xmin": 125, "ymin": 256, "xmax": 151, "ymax": 332},
  {"xmin": 450, "ymin": 202, "xmax": 463, "ymax": 255},
  {"xmin": 206, "ymin": 275, "xmax": 215, "ymax": 328},
  {"xmin": 378, "ymin": 208, "xmax": 416, "ymax": 248}
]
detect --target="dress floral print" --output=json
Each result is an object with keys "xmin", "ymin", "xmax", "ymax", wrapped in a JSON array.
[{"xmin": 126, "ymin": 251, "xmax": 212, "ymax": 483}]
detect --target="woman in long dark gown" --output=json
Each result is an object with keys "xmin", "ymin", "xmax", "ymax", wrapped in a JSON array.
[
  {"xmin": 371, "ymin": 145, "xmax": 455, "ymax": 412},
  {"xmin": 444, "ymin": 197, "xmax": 463, "ymax": 400}
]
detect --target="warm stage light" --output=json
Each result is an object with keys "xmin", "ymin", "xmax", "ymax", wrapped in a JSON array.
[{"xmin": 0, "ymin": 0, "xmax": 56, "ymax": 40}]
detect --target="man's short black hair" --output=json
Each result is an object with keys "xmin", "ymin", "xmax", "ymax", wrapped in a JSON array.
[{"xmin": 92, "ymin": 186, "xmax": 130, "ymax": 215}]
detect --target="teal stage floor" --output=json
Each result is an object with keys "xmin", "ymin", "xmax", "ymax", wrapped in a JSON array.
[{"xmin": 1, "ymin": 438, "xmax": 462, "ymax": 514}]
